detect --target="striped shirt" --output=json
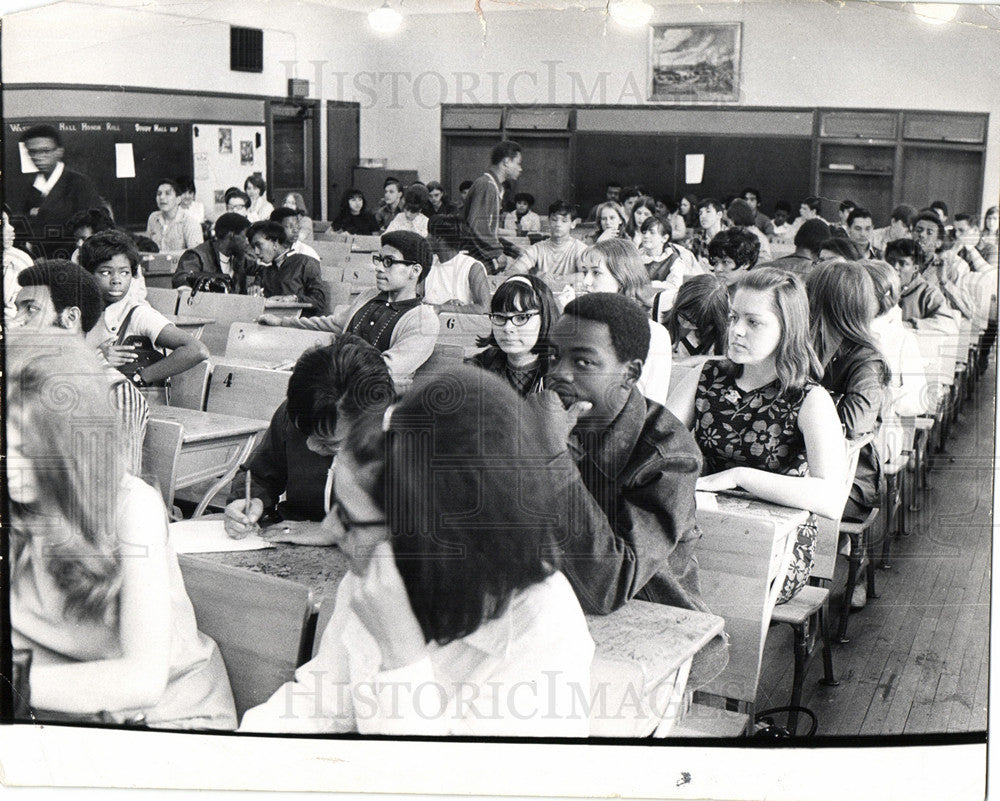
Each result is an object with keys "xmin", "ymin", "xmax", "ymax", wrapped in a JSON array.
[{"xmin": 108, "ymin": 371, "xmax": 150, "ymax": 475}]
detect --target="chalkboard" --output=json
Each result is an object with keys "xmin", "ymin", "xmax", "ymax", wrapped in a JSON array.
[{"xmin": 4, "ymin": 118, "xmax": 194, "ymax": 231}]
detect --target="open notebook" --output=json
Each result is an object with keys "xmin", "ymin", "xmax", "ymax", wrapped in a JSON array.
[{"xmin": 168, "ymin": 520, "xmax": 275, "ymax": 554}]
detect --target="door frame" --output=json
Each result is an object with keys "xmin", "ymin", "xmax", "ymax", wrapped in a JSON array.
[
  {"xmin": 325, "ymin": 100, "xmax": 361, "ymax": 222},
  {"xmin": 266, "ymin": 97, "xmax": 322, "ymax": 217}
]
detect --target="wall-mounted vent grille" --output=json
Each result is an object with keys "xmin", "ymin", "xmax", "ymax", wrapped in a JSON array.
[{"xmin": 231, "ymin": 27, "xmax": 263, "ymax": 73}]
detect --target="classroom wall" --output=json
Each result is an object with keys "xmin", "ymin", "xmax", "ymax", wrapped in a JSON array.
[{"xmin": 347, "ymin": 1, "xmax": 1000, "ymax": 214}]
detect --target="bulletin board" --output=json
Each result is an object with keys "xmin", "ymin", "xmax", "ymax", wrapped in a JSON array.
[
  {"xmin": 3, "ymin": 118, "xmax": 193, "ymax": 230},
  {"xmin": 191, "ymin": 123, "xmax": 267, "ymax": 221}
]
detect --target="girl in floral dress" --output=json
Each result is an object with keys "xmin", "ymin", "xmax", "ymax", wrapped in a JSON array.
[{"xmin": 666, "ymin": 267, "xmax": 848, "ymax": 602}]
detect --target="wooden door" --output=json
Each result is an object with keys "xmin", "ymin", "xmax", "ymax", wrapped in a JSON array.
[
  {"xmin": 443, "ymin": 134, "xmax": 497, "ymax": 200},
  {"xmin": 269, "ymin": 102, "xmax": 317, "ymax": 216},
  {"xmin": 513, "ymin": 135, "xmax": 572, "ymax": 216},
  {"xmin": 901, "ymin": 146, "xmax": 984, "ymax": 219},
  {"xmin": 326, "ymin": 102, "xmax": 359, "ymax": 222}
]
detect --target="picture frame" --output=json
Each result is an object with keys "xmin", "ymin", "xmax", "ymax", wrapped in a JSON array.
[{"xmin": 649, "ymin": 22, "xmax": 742, "ymax": 104}]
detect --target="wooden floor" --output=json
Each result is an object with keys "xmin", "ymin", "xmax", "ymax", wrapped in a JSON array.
[{"xmin": 756, "ymin": 362, "xmax": 994, "ymax": 737}]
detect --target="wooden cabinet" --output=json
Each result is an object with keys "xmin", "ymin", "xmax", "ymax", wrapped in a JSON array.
[
  {"xmin": 819, "ymin": 111, "xmax": 897, "ymax": 140},
  {"xmin": 903, "ymin": 112, "xmax": 987, "ymax": 144}
]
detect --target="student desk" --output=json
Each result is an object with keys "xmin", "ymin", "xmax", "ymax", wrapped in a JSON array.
[
  {"xmin": 193, "ymin": 542, "xmax": 724, "ymax": 737},
  {"xmin": 263, "ymin": 300, "xmax": 310, "ymax": 319},
  {"xmin": 163, "ymin": 315, "xmax": 214, "ymax": 340},
  {"xmin": 149, "ymin": 406, "xmax": 268, "ymax": 518},
  {"xmin": 141, "ymin": 252, "xmax": 183, "ymax": 289}
]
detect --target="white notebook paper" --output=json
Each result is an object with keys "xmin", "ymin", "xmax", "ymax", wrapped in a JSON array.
[{"xmin": 168, "ymin": 520, "xmax": 275, "ymax": 554}]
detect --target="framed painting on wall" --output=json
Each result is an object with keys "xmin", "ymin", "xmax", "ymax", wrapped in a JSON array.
[{"xmin": 649, "ymin": 22, "xmax": 742, "ymax": 104}]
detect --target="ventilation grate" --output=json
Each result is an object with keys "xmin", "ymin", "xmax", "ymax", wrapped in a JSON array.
[{"xmin": 230, "ymin": 26, "xmax": 263, "ymax": 73}]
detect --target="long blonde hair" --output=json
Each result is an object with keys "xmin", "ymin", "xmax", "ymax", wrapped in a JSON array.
[{"xmin": 7, "ymin": 332, "xmax": 125, "ymax": 622}]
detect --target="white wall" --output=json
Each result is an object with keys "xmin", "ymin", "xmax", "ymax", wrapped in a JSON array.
[{"xmin": 342, "ymin": 1, "xmax": 999, "ymax": 213}]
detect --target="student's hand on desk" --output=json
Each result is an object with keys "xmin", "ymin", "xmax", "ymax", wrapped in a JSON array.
[
  {"xmin": 261, "ymin": 520, "xmax": 336, "ymax": 546},
  {"xmin": 257, "ymin": 313, "xmax": 283, "ymax": 326},
  {"xmin": 696, "ymin": 468, "xmax": 745, "ymax": 493},
  {"xmin": 223, "ymin": 498, "xmax": 263, "ymax": 539},
  {"xmin": 523, "ymin": 390, "xmax": 592, "ymax": 457},
  {"xmin": 351, "ymin": 542, "xmax": 427, "ymax": 671},
  {"xmin": 247, "ymin": 285, "xmax": 266, "ymax": 298},
  {"xmin": 270, "ymin": 294, "xmax": 299, "ymax": 303},
  {"xmin": 100, "ymin": 342, "xmax": 138, "ymax": 367}
]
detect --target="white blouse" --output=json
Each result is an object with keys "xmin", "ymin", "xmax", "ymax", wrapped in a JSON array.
[{"xmin": 239, "ymin": 570, "xmax": 594, "ymax": 737}]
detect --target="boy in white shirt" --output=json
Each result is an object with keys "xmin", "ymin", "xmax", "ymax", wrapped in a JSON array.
[{"xmin": 507, "ymin": 201, "xmax": 587, "ymax": 278}]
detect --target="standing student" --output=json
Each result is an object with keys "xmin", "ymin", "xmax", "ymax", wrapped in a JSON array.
[
  {"xmin": 282, "ymin": 192, "xmax": 314, "ymax": 242},
  {"xmin": 258, "ymin": 231, "xmax": 439, "ymax": 387},
  {"xmin": 462, "ymin": 140, "xmax": 524, "ymax": 273},
  {"xmin": 81, "ymin": 230, "xmax": 210, "ymax": 391},
  {"xmin": 467, "ymin": 274, "xmax": 559, "ymax": 397},
  {"xmin": 239, "ymin": 367, "xmax": 594, "ymax": 736},
  {"xmin": 16, "ymin": 123, "xmax": 102, "ymax": 245},
  {"xmin": 332, "ymin": 189, "xmax": 380, "ymax": 235},
  {"xmin": 423, "ymin": 214, "xmax": 490, "ymax": 312},
  {"xmin": 508, "ymin": 200, "xmax": 588, "ymax": 277},
  {"xmin": 224, "ymin": 336, "xmax": 395, "ymax": 543},
  {"xmin": 244, "ymin": 175, "xmax": 274, "ymax": 223},
  {"xmin": 666, "ymin": 269, "xmax": 848, "ymax": 603},
  {"xmin": 246, "ymin": 221, "xmax": 326, "ymax": 315},
  {"xmin": 578, "ymin": 238, "xmax": 672, "ymax": 405},
  {"xmin": 145, "ymin": 180, "xmax": 204, "ymax": 252},
  {"xmin": 173, "ymin": 212, "xmax": 253, "ymax": 292},
  {"xmin": 6, "ymin": 334, "xmax": 236, "ymax": 729}
]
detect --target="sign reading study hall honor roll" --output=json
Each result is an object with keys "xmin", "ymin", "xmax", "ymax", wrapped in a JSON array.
[{"xmin": 4, "ymin": 118, "xmax": 194, "ymax": 229}]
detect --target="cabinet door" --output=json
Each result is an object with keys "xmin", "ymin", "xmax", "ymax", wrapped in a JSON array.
[
  {"xmin": 903, "ymin": 113, "xmax": 987, "ymax": 144},
  {"xmin": 819, "ymin": 111, "xmax": 897, "ymax": 140},
  {"xmin": 901, "ymin": 146, "xmax": 983, "ymax": 217}
]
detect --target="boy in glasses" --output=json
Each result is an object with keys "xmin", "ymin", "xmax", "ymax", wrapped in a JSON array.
[{"xmin": 259, "ymin": 231, "xmax": 439, "ymax": 388}]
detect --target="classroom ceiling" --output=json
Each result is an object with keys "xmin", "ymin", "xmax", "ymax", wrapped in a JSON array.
[{"xmin": 317, "ymin": 0, "xmax": 623, "ymax": 13}]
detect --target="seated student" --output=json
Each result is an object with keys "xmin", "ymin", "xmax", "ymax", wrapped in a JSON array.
[
  {"xmin": 67, "ymin": 207, "xmax": 116, "ymax": 256},
  {"xmin": 930, "ymin": 199, "xmax": 951, "ymax": 235},
  {"xmin": 884, "ymin": 238, "xmax": 958, "ymax": 334},
  {"xmin": 244, "ymin": 174, "xmax": 274, "ymax": 223},
  {"xmin": 620, "ymin": 187, "xmax": 643, "ymax": 219},
  {"xmin": 173, "ymin": 212, "xmax": 253, "ymax": 292},
  {"xmin": 912, "ymin": 211, "xmax": 973, "ymax": 318},
  {"xmin": 862, "ymin": 259, "xmax": 929, "ymax": 466},
  {"xmin": 81, "ymin": 231, "xmax": 210, "ymax": 391},
  {"xmin": 871, "ymin": 204, "xmax": 917, "ymax": 257},
  {"xmin": 508, "ymin": 200, "xmax": 588, "ymax": 277},
  {"xmin": 678, "ymin": 193, "xmax": 699, "ymax": 234},
  {"xmin": 423, "ymin": 214, "xmax": 490, "ymax": 312},
  {"xmin": 425, "ymin": 180, "xmax": 457, "ymax": 216},
  {"xmin": 224, "ymin": 188, "xmax": 251, "ymax": 216},
  {"xmin": 585, "ymin": 182, "xmax": 622, "ymax": 222},
  {"xmin": 789, "ymin": 195, "xmax": 822, "ymax": 238},
  {"xmin": 525, "ymin": 292, "xmax": 725, "ymax": 690},
  {"xmin": 768, "ymin": 218, "xmax": 831, "ymax": 277},
  {"xmin": 846, "ymin": 207, "xmax": 879, "ymax": 259},
  {"xmin": 467, "ymin": 274, "xmax": 559, "ymax": 396},
  {"xmin": 817, "ymin": 236, "xmax": 862, "ymax": 262},
  {"xmin": 770, "ymin": 201, "xmax": 794, "ymax": 240},
  {"xmin": 502, "ymin": 192, "xmax": 542, "ymax": 234},
  {"xmin": 375, "ymin": 178, "xmax": 405, "ymax": 231},
  {"xmin": 259, "ymin": 232, "xmax": 439, "ymax": 387},
  {"xmin": 12, "ymin": 260, "xmax": 150, "ymax": 475},
  {"xmin": 705, "ymin": 227, "xmax": 761, "ymax": 288},
  {"xmin": 662, "ymin": 198, "xmax": 687, "ymax": 242},
  {"xmin": 640, "ymin": 216, "xmax": 701, "ymax": 313},
  {"xmin": 454, "ymin": 179, "xmax": 474, "ymax": 215},
  {"xmin": 6, "ymin": 334, "xmax": 236, "ymax": 729},
  {"xmin": 590, "ymin": 201, "xmax": 627, "ymax": 244},
  {"xmin": 978, "ymin": 205, "xmax": 999, "ymax": 268},
  {"xmin": 246, "ymin": 221, "xmax": 326, "ymax": 315},
  {"xmin": 833, "ymin": 199, "xmax": 857, "ymax": 238},
  {"xmin": 689, "ymin": 197, "xmax": 728, "ymax": 260},
  {"xmin": 3, "ymin": 206, "xmax": 34, "ymax": 319},
  {"xmin": 951, "ymin": 212, "xmax": 993, "ymax": 272},
  {"xmin": 625, "ymin": 196, "xmax": 657, "ymax": 249},
  {"xmin": 240, "ymin": 367, "xmax": 594, "ymax": 736},
  {"xmin": 664, "ymin": 273, "xmax": 730, "ymax": 365},
  {"xmin": 741, "ymin": 187, "xmax": 775, "ymax": 238},
  {"xmin": 281, "ymin": 192, "xmax": 314, "ymax": 241},
  {"xmin": 270, "ymin": 207, "xmax": 320, "ymax": 262},
  {"xmin": 145, "ymin": 179, "xmax": 204, "ymax": 252},
  {"xmin": 666, "ymin": 269, "xmax": 848, "ymax": 603},
  {"xmin": 727, "ymin": 198, "xmax": 772, "ymax": 263},
  {"xmin": 332, "ymin": 188, "xmax": 380, "ymax": 235},
  {"xmin": 176, "ymin": 176, "xmax": 205, "ymax": 224},
  {"xmin": 385, "ymin": 185, "xmax": 430, "ymax": 238},
  {"xmin": 806, "ymin": 261, "xmax": 891, "ymax": 553},
  {"xmin": 578, "ymin": 238, "xmax": 673, "ymax": 405},
  {"xmin": 224, "ymin": 336, "xmax": 395, "ymax": 543}
]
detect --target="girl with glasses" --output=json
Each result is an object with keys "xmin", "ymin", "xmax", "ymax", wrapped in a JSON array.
[
  {"xmin": 467, "ymin": 274, "xmax": 559, "ymax": 397},
  {"xmin": 240, "ymin": 367, "xmax": 594, "ymax": 736}
]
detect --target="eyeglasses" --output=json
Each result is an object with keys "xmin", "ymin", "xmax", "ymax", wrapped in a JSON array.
[
  {"xmin": 372, "ymin": 254, "xmax": 418, "ymax": 269},
  {"xmin": 331, "ymin": 501, "xmax": 384, "ymax": 533},
  {"xmin": 488, "ymin": 311, "xmax": 539, "ymax": 327},
  {"xmin": 227, "ymin": 203, "xmax": 247, "ymax": 211}
]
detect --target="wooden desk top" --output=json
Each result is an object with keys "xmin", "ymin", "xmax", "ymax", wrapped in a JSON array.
[
  {"xmin": 264, "ymin": 300, "xmax": 312, "ymax": 310},
  {"xmin": 164, "ymin": 315, "xmax": 215, "ymax": 327},
  {"xmin": 703, "ymin": 490, "xmax": 810, "ymax": 529},
  {"xmin": 149, "ymin": 406, "xmax": 268, "ymax": 443}
]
